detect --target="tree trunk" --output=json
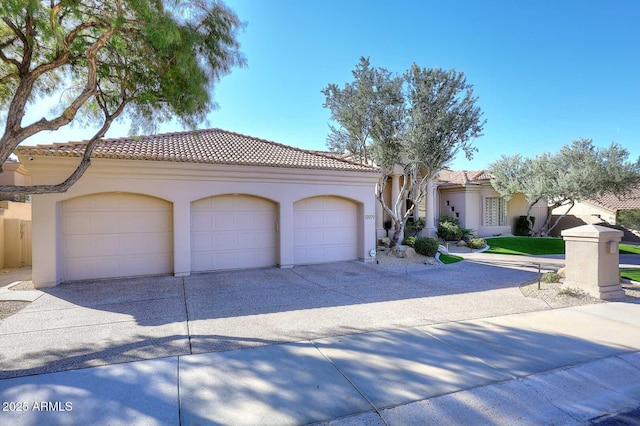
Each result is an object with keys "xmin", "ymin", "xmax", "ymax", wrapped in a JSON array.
[
  {"xmin": 546, "ymin": 201, "xmax": 575, "ymax": 236},
  {"xmin": 525, "ymin": 197, "xmax": 541, "ymax": 236},
  {"xmin": 390, "ymin": 222, "xmax": 405, "ymax": 246}
]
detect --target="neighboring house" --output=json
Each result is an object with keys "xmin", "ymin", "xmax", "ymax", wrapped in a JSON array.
[
  {"xmin": 0, "ymin": 160, "xmax": 32, "ymax": 269},
  {"xmin": 16, "ymin": 128, "xmax": 380, "ymax": 288},
  {"xmin": 0, "ymin": 159, "xmax": 31, "ymax": 201},
  {"xmin": 0, "ymin": 201, "xmax": 32, "ymax": 269},
  {"xmin": 551, "ymin": 185, "xmax": 640, "ymax": 237},
  {"xmin": 375, "ymin": 169, "xmax": 547, "ymax": 238}
]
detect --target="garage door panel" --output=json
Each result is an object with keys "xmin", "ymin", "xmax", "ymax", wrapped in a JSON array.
[
  {"xmin": 63, "ymin": 193, "xmax": 173, "ymax": 281},
  {"xmin": 192, "ymin": 233, "xmax": 213, "ymax": 251},
  {"xmin": 119, "ymin": 233, "xmax": 172, "ymax": 254},
  {"xmin": 122, "ymin": 212, "xmax": 172, "ymax": 233},
  {"xmin": 294, "ymin": 196, "xmax": 358, "ymax": 265},
  {"xmin": 192, "ymin": 212, "xmax": 214, "ymax": 231},
  {"xmin": 191, "ymin": 195, "xmax": 277, "ymax": 272}
]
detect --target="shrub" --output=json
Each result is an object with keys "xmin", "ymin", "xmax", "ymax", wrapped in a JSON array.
[
  {"xmin": 557, "ymin": 287, "xmax": 587, "ymax": 297},
  {"xmin": 468, "ymin": 237, "xmax": 486, "ymax": 249},
  {"xmin": 437, "ymin": 215, "xmax": 472, "ymax": 241},
  {"xmin": 514, "ymin": 216, "xmax": 536, "ymax": 236},
  {"xmin": 541, "ymin": 272, "xmax": 561, "ymax": 283},
  {"xmin": 405, "ymin": 217, "xmax": 425, "ymax": 237},
  {"xmin": 404, "ymin": 236, "xmax": 416, "ymax": 248},
  {"xmin": 414, "ymin": 237, "xmax": 439, "ymax": 257}
]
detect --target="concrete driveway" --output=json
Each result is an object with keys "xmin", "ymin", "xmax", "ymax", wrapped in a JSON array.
[
  {"xmin": 3, "ymin": 259, "xmax": 640, "ymax": 424},
  {"xmin": 0, "ymin": 260, "xmax": 551, "ymax": 379}
]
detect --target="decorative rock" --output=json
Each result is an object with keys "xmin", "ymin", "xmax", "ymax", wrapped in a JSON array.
[
  {"xmin": 557, "ymin": 267, "xmax": 566, "ymax": 278},
  {"xmin": 389, "ymin": 245, "xmax": 416, "ymax": 258},
  {"xmin": 456, "ymin": 240, "xmax": 467, "ymax": 247},
  {"xmin": 438, "ymin": 245, "xmax": 449, "ymax": 255},
  {"xmin": 378, "ymin": 237, "xmax": 391, "ymax": 248},
  {"xmin": 424, "ymin": 258, "xmax": 438, "ymax": 265}
]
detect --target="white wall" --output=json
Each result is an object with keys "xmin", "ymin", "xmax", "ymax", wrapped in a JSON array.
[{"xmin": 20, "ymin": 156, "xmax": 379, "ymax": 287}]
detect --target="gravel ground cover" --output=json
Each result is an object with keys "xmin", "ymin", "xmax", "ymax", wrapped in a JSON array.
[
  {"xmin": 0, "ymin": 280, "xmax": 36, "ymax": 320},
  {"xmin": 0, "ymin": 301, "xmax": 29, "ymax": 320},
  {"xmin": 519, "ymin": 278, "xmax": 640, "ymax": 308}
]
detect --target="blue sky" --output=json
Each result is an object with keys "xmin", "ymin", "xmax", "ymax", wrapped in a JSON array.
[{"xmin": 23, "ymin": 0, "xmax": 640, "ymax": 170}]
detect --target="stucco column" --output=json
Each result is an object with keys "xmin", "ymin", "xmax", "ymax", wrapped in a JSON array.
[
  {"xmin": 464, "ymin": 186, "xmax": 482, "ymax": 234},
  {"xmin": 361, "ymin": 199, "xmax": 376, "ymax": 263},
  {"xmin": 424, "ymin": 178, "xmax": 437, "ymax": 237},
  {"xmin": 31, "ymin": 195, "xmax": 59, "ymax": 288},
  {"xmin": 173, "ymin": 200, "xmax": 191, "ymax": 277},
  {"xmin": 561, "ymin": 224, "xmax": 625, "ymax": 301},
  {"xmin": 279, "ymin": 201, "xmax": 294, "ymax": 268},
  {"xmin": 375, "ymin": 197, "xmax": 383, "ymax": 238}
]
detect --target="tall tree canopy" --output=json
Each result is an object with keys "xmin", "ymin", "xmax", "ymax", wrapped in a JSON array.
[
  {"xmin": 490, "ymin": 139, "xmax": 640, "ymax": 235},
  {"xmin": 323, "ymin": 57, "xmax": 485, "ymax": 246},
  {"xmin": 0, "ymin": 0, "xmax": 244, "ymax": 194}
]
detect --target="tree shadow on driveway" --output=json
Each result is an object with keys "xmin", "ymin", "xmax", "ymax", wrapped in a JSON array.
[{"xmin": 0, "ymin": 260, "xmax": 558, "ymax": 379}]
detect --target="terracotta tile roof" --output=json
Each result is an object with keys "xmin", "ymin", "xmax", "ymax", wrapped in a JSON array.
[
  {"xmin": 16, "ymin": 128, "xmax": 380, "ymax": 173},
  {"xmin": 587, "ymin": 185, "xmax": 640, "ymax": 212},
  {"xmin": 437, "ymin": 169, "xmax": 492, "ymax": 186}
]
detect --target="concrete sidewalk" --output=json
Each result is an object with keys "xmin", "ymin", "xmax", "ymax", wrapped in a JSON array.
[
  {"xmin": 0, "ymin": 267, "xmax": 42, "ymax": 302},
  {"xmin": 2, "ymin": 302, "xmax": 640, "ymax": 425}
]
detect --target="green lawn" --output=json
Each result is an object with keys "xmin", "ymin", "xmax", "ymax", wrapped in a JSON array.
[
  {"xmin": 485, "ymin": 237, "xmax": 640, "ymax": 256},
  {"xmin": 621, "ymin": 244, "xmax": 640, "ymax": 255},
  {"xmin": 621, "ymin": 268, "xmax": 640, "ymax": 282},
  {"xmin": 439, "ymin": 254, "xmax": 464, "ymax": 264},
  {"xmin": 484, "ymin": 237, "xmax": 565, "ymax": 255}
]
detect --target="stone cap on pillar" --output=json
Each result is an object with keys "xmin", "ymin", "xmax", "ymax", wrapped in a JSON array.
[{"xmin": 561, "ymin": 224, "xmax": 624, "ymax": 241}]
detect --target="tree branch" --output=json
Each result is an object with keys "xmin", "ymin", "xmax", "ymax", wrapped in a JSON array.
[
  {"xmin": 4, "ymin": 24, "xmax": 117, "ymax": 153},
  {"xmin": 2, "ymin": 18, "xmax": 26, "ymax": 45},
  {"xmin": 0, "ymin": 99, "xmax": 127, "ymax": 195}
]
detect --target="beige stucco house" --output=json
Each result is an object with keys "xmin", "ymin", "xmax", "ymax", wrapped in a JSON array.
[
  {"xmin": 375, "ymin": 169, "xmax": 547, "ymax": 238},
  {"xmin": 16, "ymin": 128, "xmax": 380, "ymax": 288},
  {"xmin": 551, "ymin": 185, "xmax": 640, "ymax": 239}
]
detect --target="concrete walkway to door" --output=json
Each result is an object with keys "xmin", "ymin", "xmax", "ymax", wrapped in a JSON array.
[{"xmin": 1, "ymin": 259, "xmax": 640, "ymax": 424}]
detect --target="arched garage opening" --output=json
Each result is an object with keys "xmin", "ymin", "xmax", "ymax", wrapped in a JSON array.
[
  {"xmin": 294, "ymin": 196, "xmax": 359, "ymax": 264},
  {"xmin": 191, "ymin": 194, "xmax": 278, "ymax": 272},
  {"xmin": 62, "ymin": 193, "xmax": 173, "ymax": 281}
]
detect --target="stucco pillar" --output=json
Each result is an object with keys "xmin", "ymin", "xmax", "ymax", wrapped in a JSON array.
[
  {"xmin": 279, "ymin": 202, "xmax": 294, "ymax": 268},
  {"xmin": 390, "ymin": 174, "xmax": 400, "ymax": 207},
  {"xmin": 424, "ymin": 178, "xmax": 437, "ymax": 237},
  {"xmin": 375, "ymin": 198, "xmax": 384, "ymax": 238},
  {"xmin": 362, "ymin": 200, "xmax": 376, "ymax": 263},
  {"xmin": 390, "ymin": 174, "xmax": 400, "ymax": 222},
  {"xmin": 31, "ymin": 195, "xmax": 59, "ymax": 288},
  {"xmin": 173, "ymin": 200, "xmax": 191, "ymax": 277},
  {"xmin": 561, "ymin": 224, "xmax": 625, "ymax": 301}
]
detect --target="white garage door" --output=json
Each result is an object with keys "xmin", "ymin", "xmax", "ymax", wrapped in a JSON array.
[
  {"xmin": 294, "ymin": 196, "xmax": 358, "ymax": 264},
  {"xmin": 62, "ymin": 193, "xmax": 173, "ymax": 281},
  {"xmin": 191, "ymin": 195, "xmax": 277, "ymax": 272}
]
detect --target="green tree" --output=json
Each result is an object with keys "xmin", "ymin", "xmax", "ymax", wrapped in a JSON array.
[
  {"xmin": 0, "ymin": 0, "xmax": 244, "ymax": 195},
  {"xmin": 490, "ymin": 139, "xmax": 640, "ymax": 235},
  {"xmin": 618, "ymin": 209, "xmax": 640, "ymax": 232},
  {"xmin": 323, "ymin": 59, "xmax": 485, "ymax": 246}
]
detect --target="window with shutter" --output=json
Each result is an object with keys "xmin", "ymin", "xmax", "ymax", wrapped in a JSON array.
[{"xmin": 485, "ymin": 197, "xmax": 507, "ymax": 226}]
